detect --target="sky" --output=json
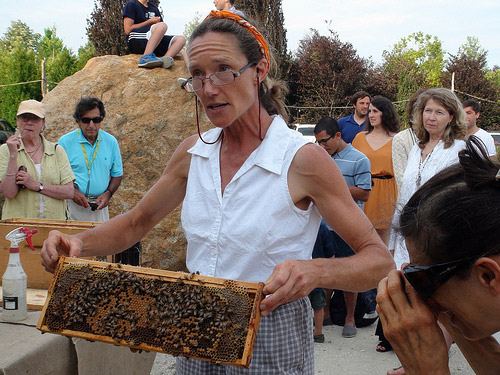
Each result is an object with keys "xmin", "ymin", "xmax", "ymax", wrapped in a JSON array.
[{"xmin": 1, "ymin": 0, "xmax": 499, "ymax": 68}]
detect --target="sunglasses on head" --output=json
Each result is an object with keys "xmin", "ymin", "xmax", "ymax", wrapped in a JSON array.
[
  {"xmin": 403, "ymin": 255, "xmax": 486, "ymax": 299},
  {"xmin": 80, "ymin": 116, "xmax": 103, "ymax": 124}
]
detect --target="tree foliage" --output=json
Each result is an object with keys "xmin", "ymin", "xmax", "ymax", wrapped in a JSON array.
[
  {"xmin": 382, "ymin": 32, "xmax": 445, "ymax": 88},
  {"xmin": 0, "ymin": 20, "xmax": 40, "ymax": 52},
  {"xmin": 237, "ymin": 0, "xmax": 289, "ymax": 78},
  {"xmin": 379, "ymin": 32, "xmax": 446, "ymax": 123},
  {"xmin": 0, "ymin": 21, "xmax": 42, "ymax": 124},
  {"xmin": 87, "ymin": 0, "xmax": 128, "ymax": 56},
  {"xmin": 0, "ymin": 21, "xmax": 94, "ymax": 125},
  {"xmin": 183, "ymin": 12, "xmax": 202, "ymax": 41},
  {"xmin": 444, "ymin": 37, "xmax": 500, "ymax": 129},
  {"xmin": 287, "ymin": 27, "xmax": 369, "ymax": 122}
]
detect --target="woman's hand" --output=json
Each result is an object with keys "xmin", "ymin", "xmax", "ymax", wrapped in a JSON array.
[
  {"xmin": 376, "ymin": 270, "xmax": 450, "ymax": 375},
  {"xmin": 260, "ymin": 259, "xmax": 318, "ymax": 316},
  {"xmin": 16, "ymin": 169, "xmax": 38, "ymax": 191},
  {"xmin": 41, "ymin": 230, "xmax": 83, "ymax": 273},
  {"xmin": 6, "ymin": 135, "xmax": 21, "ymax": 154}
]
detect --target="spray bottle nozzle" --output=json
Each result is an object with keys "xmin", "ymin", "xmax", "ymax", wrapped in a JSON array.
[{"xmin": 6, "ymin": 227, "xmax": 38, "ymax": 251}]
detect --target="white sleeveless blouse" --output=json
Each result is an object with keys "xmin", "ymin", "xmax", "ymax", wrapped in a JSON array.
[{"xmin": 181, "ymin": 116, "xmax": 321, "ymax": 283}]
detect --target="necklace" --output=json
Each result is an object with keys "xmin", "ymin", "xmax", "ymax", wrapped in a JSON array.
[
  {"xmin": 416, "ymin": 147, "xmax": 435, "ymax": 188},
  {"xmin": 26, "ymin": 138, "xmax": 42, "ymax": 155}
]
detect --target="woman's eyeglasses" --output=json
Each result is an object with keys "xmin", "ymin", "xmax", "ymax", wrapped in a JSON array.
[
  {"xmin": 183, "ymin": 62, "xmax": 257, "ymax": 93},
  {"xmin": 403, "ymin": 255, "xmax": 482, "ymax": 299},
  {"xmin": 80, "ymin": 117, "xmax": 103, "ymax": 124}
]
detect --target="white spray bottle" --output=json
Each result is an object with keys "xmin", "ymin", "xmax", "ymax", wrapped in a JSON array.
[{"xmin": 2, "ymin": 227, "xmax": 37, "ymax": 321}]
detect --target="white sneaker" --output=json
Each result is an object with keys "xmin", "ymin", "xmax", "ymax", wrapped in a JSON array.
[
  {"xmin": 177, "ymin": 78, "xmax": 188, "ymax": 89},
  {"xmin": 161, "ymin": 56, "xmax": 174, "ymax": 69}
]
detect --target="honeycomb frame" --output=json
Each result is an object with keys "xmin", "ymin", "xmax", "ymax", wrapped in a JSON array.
[{"xmin": 37, "ymin": 257, "xmax": 264, "ymax": 368}]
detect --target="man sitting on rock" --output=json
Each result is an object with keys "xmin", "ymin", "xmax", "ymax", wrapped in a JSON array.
[{"xmin": 123, "ymin": 0, "xmax": 186, "ymax": 69}]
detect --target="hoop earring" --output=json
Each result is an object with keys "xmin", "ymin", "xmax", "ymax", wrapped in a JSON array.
[{"xmin": 195, "ymin": 96, "xmax": 223, "ymax": 145}]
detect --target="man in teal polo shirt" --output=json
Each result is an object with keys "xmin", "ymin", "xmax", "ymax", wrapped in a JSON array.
[
  {"xmin": 59, "ymin": 97, "xmax": 123, "ymax": 222},
  {"xmin": 314, "ymin": 117, "xmax": 372, "ymax": 338}
]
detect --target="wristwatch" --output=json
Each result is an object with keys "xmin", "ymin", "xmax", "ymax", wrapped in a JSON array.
[{"xmin": 37, "ymin": 183, "xmax": 44, "ymax": 192}]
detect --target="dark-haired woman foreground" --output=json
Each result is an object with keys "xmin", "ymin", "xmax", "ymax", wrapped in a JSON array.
[{"xmin": 377, "ymin": 137, "xmax": 500, "ymax": 375}]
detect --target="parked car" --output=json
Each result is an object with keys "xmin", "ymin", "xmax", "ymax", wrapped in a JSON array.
[
  {"xmin": 293, "ymin": 124, "xmax": 316, "ymax": 143},
  {"xmin": 488, "ymin": 131, "xmax": 500, "ymax": 146}
]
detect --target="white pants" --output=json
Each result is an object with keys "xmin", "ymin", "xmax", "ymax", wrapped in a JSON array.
[{"xmin": 67, "ymin": 199, "xmax": 109, "ymax": 223}]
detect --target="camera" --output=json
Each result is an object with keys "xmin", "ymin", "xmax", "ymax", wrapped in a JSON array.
[{"xmin": 88, "ymin": 201, "xmax": 99, "ymax": 211}]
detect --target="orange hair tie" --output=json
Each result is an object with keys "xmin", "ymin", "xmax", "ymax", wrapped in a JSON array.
[{"xmin": 204, "ymin": 10, "xmax": 270, "ymax": 75}]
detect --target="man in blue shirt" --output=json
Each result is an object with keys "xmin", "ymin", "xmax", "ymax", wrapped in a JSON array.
[
  {"xmin": 338, "ymin": 91, "xmax": 371, "ymax": 144},
  {"xmin": 314, "ymin": 116, "xmax": 371, "ymax": 338},
  {"xmin": 59, "ymin": 97, "xmax": 123, "ymax": 223}
]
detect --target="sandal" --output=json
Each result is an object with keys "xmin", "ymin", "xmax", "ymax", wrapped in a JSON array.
[
  {"xmin": 387, "ymin": 365, "xmax": 405, "ymax": 375},
  {"xmin": 376, "ymin": 341, "xmax": 393, "ymax": 352}
]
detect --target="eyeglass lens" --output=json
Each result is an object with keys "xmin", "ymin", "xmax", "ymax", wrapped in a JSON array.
[
  {"xmin": 185, "ymin": 62, "xmax": 256, "ymax": 93},
  {"xmin": 317, "ymin": 136, "xmax": 332, "ymax": 145}
]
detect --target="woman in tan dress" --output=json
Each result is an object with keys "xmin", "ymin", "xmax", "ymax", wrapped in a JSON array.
[{"xmin": 352, "ymin": 96, "xmax": 399, "ymax": 245}]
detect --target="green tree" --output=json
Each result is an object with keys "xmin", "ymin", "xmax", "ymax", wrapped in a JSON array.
[
  {"xmin": 380, "ymin": 32, "xmax": 446, "ymax": 122},
  {"xmin": 38, "ymin": 27, "xmax": 65, "ymax": 60},
  {"xmin": 458, "ymin": 36, "xmax": 487, "ymax": 62},
  {"xmin": 444, "ymin": 38, "xmax": 500, "ymax": 129},
  {"xmin": 75, "ymin": 40, "xmax": 97, "ymax": 71},
  {"xmin": 0, "ymin": 46, "xmax": 41, "ymax": 125},
  {"xmin": 486, "ymin": 67, "xmax": 500, "ymax": 90},
  {"xmin": 0, "ymin": 21, "xmax": 42, "ymax": 125},
  {"xmin": 38, "ymin": 27, "xmax": 78, "ymax": 89},
  {"xmin": 0, "ymin": 20, "xmax": 40, "ymax": 52},
  {"xmin": 183, "ymin": 12, "xmax": 202, "ymax": 40}
]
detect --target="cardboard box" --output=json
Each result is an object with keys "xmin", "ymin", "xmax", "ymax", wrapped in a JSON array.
[{"xmin": 0, "ymin": 218, "xmax": 100, "ymax": 289}]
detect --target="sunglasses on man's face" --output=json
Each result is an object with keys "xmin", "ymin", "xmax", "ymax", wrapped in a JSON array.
[
  {"xmin": 403, "ymin": 256, "xmax": 480, "ymax": 299},
  {"xmin": 80, "ymin": 116, "xmax": 103, "ymax": 124}
]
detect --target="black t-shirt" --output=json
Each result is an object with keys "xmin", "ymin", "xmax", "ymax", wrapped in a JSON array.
[{"xmin": 122, "ymin": 0, "xmax": 162, "ymax": 35}]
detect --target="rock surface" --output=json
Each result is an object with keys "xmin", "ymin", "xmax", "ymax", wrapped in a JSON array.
[{"xmin": 42, "ymin": 54, "xmax": 212, "ymax": 271}]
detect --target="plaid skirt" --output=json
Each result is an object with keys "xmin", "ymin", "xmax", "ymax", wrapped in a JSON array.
[{"xmin": 176, "ymin": 297, "xmax": 314, "ymax": 374}]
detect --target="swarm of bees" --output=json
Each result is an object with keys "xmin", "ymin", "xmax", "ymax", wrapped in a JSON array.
[{"xmin": 38, "ymin": 260, "xmax": 263, "ymax": 366}]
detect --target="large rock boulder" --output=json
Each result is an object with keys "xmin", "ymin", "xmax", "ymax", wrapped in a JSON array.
[{"xmin": 42, "ymin": 54, "xmax": 212, "ymax": 271}]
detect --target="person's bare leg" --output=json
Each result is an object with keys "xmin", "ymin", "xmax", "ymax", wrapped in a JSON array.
[
  {"xmin": 164, "ymin": 36, "xmax": 186, "ymax": 58},
  {"xmin": 342, "ymin": 291, "xmax": 358, "ymax": 337},
  {"xmin": 144, "ymin": 22, "xmax": 167, "ymax": 55},
  {"xmin": 344, "ymin": 292, "xmax": 357, "ymax": 327},
  {"xmin": 324, "ymin": 288, "xmax": 333, "ymax": 323},
  {"xmin": 313, "ymin": 308, "xmax": 324, "ymax": 337}
]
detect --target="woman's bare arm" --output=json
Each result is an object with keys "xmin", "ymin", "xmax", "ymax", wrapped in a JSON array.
[{"xmin": 261, "ymin": 144, "xmax": 394, "ymax": 315}]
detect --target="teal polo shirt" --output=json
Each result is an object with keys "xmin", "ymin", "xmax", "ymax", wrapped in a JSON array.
[
  {"xmin": 58, "ymin": 129, "xmax": 123, "ymax": 196},
  {"xmin": 332, "ymin": 144, "xmax": 371, "ymax": 209}
]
